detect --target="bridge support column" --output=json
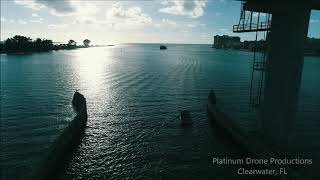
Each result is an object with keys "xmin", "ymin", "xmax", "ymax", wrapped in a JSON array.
[{"xmin": 262, "ymin": 8, "xmax": 310, "ymax": 150}]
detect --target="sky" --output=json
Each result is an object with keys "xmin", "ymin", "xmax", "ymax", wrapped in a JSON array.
[{"xmin": 0, "ymin": 0, "xmax": 319, "ymax": 45}]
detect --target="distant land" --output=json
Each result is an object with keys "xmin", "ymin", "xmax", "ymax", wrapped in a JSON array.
[
  {"xmin": 0, "ymin": 35, "xmax": 97, "ymax": 54},
  {"xmin": 212, "ymin": 35, "xmax": 320, "ymax": 57}
]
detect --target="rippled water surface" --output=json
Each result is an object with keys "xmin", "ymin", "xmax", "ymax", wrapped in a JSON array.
[{"xmin": 1, "ymin": 44, "xmax": 320, "ymax": 179}]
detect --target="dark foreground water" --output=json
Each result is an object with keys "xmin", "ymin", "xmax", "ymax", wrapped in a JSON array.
[{"xmin": 1, "ymin": 44, "xmax": 320, "ymax": 179}]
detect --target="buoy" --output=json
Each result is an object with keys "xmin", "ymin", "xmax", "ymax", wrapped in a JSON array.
[
  {"xmin": 180, "ymin": 110, "xmax": 193, "ymax": 126},
  {"xmin": 208, "ymin": 90, "xmax": 216, "ymax": 105},
  {"xmin": 160, "ymin": 45, "xmax": 167, "ymax": 50}
]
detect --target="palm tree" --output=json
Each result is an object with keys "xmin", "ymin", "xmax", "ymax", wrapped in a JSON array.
[
  {"xmin": 42, "ymin": 39, "xmax": 53, "ymax": 50},
  {"xmin": 34, "ymin": 38, "xmax": 43, "ymax": 50},
  {"xmin": 68, "ymin": 39, "xmax": 77, "ymax": 48},
  {"xmin": 0, "ymin": 42, "xmax": 4, "ymax": 53},
  {"xmin": 4, "ymin": 35, "xmax": 32, "ymax": 52},
  {"xmin": 83, "ymin": 39, "xmax": 91, "ymax": 47}
]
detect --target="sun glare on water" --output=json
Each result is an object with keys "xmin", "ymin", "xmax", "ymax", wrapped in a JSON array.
[{"xmin": 72, "ymin": 47, "xmax": 114, "ymax": 96}]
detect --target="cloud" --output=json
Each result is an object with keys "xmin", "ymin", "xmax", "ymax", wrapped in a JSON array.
[
  {"xmin": 14, "ymin": 0, "xmax": 44, "ymax": 10},
  {"xmin": 32, "ymin": 13, "xmax": 39, "ymax": 17},
  {"xmin": 70, "ymin": 2, "xmax": 151, "ymax": 31},
  {"xmin": 73, "ymin": 17, "xmax": 100, "ymax": 25},
  {"xmin": 159, "ymin": 0, "xmax": 207, "ymax": 18},
  {"xmin": 106, "ymin": 3, "xmax": 152, "ymax": 29},
  {"xmin": 0, "ymin": 17, "xmax": 6, "ymax": 22},
  {"xmin": 48, "ymin": 24, "xmax": 68, "ymax": 29},
  {"xmin": 155, "ymin": 18, "xmax": 206, "ymax": 30},
  {"xmin": 30, "ymin": 13, "xmax": 43, "ymax": 23},
  {"xmin": 187, "ymin": 24, "xmax": 196, "ymax": 28},
  {"xmin": 29, "ymin": 18, "xmax": 44, "ymax": 23},
  {"xmin": 153, "ymin": 18, "xmax": 177, "ymax": 29},
  {"xmin": 15, "ymin": 0, "xmax": 75, "ymax": 16},
  {"xmin": 15, "ymin": 0, "xmax": 97, "ymax": 16},
  {"xmin": 161, "ymin": 18, "xmax": 176, "ymax": 26},
  {"xmin": 73, "ymin": 2, "xmax": 98, "ymax": 16},
  {"xmin": 18, "ymin": 19, "xmax": 27, "ymax": 24},
  {"xmin": 161, "ymin": 1, "xmax": 169, "ymax": 5},
  {"xmin": 37, "ymin": 0, "xmax": 76, "ymax": 15}
]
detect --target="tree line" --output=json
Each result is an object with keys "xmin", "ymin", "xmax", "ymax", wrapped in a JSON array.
[{"xmin": 0, "ymin": 35, "xmax": 91, "ymax": 54}]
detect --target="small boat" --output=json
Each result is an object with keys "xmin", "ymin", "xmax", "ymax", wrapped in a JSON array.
[
  {"xmin": 180, "ymin": 110, "xmax": 193, "ymax": 126},
  {"xmin": 160, "ymin": 45, "xmax": 167, "ymax": 50}
]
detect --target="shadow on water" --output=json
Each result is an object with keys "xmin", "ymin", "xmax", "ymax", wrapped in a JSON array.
[
  {"xmin": 206, "ymin": 115, "xmax": 282, "ymax": 180},
  {"xmin": 30, "ymin": 92, "xmax": 88, "ymax": 180},
  {"xmin": 27, "ymin": 127, "xmax": 87, "ymax": 180},
  {"xmin": 53, "ymin": 132, "xmax": 86, "ymax": 180}
]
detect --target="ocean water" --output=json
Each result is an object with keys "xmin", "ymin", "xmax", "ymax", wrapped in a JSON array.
[{"xmin": 0, "ymin": 44, "xmax": 319, "ymax": 179}]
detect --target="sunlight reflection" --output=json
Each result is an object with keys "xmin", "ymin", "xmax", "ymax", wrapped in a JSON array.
[{"xmin": 72, "ymin": 47, "xmax": 112, "ymax": 96}]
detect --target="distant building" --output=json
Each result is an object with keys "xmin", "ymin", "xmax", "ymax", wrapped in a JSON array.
[
  {"xmin": 305, "ymin": 37, "xmax": 320, "ymax": 55},
  {"xmin": 213, "ymin": 35, "xmax": 241, "ymax": 49},
  {"xmin": 212, "ymin": 34, "xmax": 320, "ymax": 56},
  {"xmin": 213, "ymin": 34, "xmax": 268, "ymax": 51}
]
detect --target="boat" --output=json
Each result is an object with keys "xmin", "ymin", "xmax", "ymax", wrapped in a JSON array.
[{"xmin": 160, "ymin": 45, "xmax": 167, "ymax": 50}]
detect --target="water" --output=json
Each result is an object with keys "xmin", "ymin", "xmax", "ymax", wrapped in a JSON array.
[{"xmin": 1, "ymin": 44, "xmax": 320, "ymax": 179}]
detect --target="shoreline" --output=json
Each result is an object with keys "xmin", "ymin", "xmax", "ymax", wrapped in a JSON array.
[
  {"xmin": 0, "ymin": 45, "xmax": 115, "ymax": 55},
  {"xmin": 1, "ymin": 45, "xmax": 319, "ymax": 58},
  {"xmin": 0, "ymin": 46, "xmax": 90, "ymax": 55}
]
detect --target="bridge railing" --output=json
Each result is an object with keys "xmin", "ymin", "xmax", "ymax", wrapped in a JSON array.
[{"xmin": 233, "ymin": 21, "xmax": 271, "ymax": 32}]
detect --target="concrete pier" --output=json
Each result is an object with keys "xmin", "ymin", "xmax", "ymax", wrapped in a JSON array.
[{"xmin": 31, "ymin": 92, "xmax": 88, "ymax": 180}]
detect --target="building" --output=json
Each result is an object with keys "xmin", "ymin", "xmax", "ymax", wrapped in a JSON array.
[
  {"xmin": 213, "ymin": 35, "xmax": 241, "ymax": 49},
  {"xmin": 213, "ymin": 34, "xmax": 319, "ymax": 56},
  {"xmin": 305, "ymin": 37, "xmax": 320, "ymax": 56}
]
